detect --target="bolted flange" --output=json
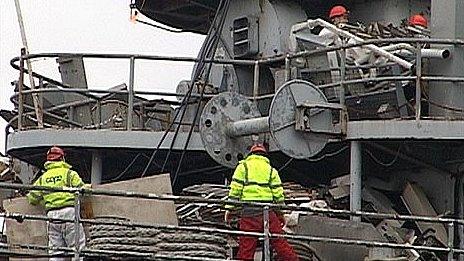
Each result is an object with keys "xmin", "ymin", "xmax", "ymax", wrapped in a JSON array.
[{"xmin": 199, "ymin": 92, "xmax": 263, "ymax": 168}]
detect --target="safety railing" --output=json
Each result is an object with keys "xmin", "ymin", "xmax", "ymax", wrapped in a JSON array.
[
  {"xmin": 0, "ymin": 182, "xmax": 463, "ymax": 260},
  {"xmin": 7, "ymin": 37, "xmax": 464, "ymax": 135}
]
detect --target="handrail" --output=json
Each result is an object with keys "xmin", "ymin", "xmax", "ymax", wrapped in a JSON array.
[
  {"xmin": 0, "ymin": 182, "xmax": 462, "ymax": 259},
  {"xmin": 6, "ymin": 37, "xmax": 464, "ymax": 136}
]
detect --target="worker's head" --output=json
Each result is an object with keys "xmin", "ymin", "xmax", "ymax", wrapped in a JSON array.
[
  {"xmin": 46, "ymin": 146, "xmax": 65, "ymax": 161},
  {"xmin": 329, "ymin": 5, "xmax": 349, "ymax": 25},
  {"xmin": 249, "ymin": 143, "xmax": 268, "ymax": 156},
  {"xmin": 409, "ymin": 14, "xmax": 428, "ymax": 28}
]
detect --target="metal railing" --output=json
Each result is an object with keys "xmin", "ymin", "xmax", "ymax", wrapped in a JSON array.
[
  {"xmin": 7, "ymin": 37, "xmax": 464, "ymax": 134},
  {"xmin": 0, "ymin": 182, "xmax": 463, "ymax": 260}
]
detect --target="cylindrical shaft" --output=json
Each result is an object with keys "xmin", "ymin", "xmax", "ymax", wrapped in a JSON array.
[
  {"xmin": 227, "ymin": 116, "xmax": 269, "ymax": 137},
  {"xmin": 127, "ymin": 57, "xmax": 135, "ymax": 130},
  {"xmin": 350, "ymin": 141, "xmax": 362, "ymax": 222}
]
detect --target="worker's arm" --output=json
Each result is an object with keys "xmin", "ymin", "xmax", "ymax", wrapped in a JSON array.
[
  {"xmin": 225, "ymin": 163, "xmax": 246, "ymax": 210},
  {"xmin": 270, "ymin": 168, "xmax": 285, "ymax": 203},
  {"xmin": 27, "ymin": 177, "xmax": 44, "ymax": 205},
  {"xmin": 69, "ymin": 171, "xmax": 86, "ymax": 188}
]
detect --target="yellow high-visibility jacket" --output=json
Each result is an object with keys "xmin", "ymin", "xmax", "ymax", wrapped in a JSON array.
[
  {"xmin": 27, "ymin": 161, "xmax": 85, "ymax": 211},
  {"xmin": 226, "ymin": 154, "xmax": 284, "ymax": 209}
]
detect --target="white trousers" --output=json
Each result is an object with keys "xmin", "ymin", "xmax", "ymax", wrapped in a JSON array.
[{"xmin": 47, "ymin": 207, "xmax": 85, "ymax": 261}]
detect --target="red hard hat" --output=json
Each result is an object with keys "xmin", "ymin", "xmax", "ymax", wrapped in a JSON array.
[
  {"xmin": 409, "ymin": 14, "xmax": 428, "ymax": 28},
  {"xmin": 47, "ymin": 146, "xmax": 65, "ymax": 161},
  {"xmin": 250, "ymin": 143, "xmax": 267, "ymax": 154},
  {"xmin": 329, "ymin": 5, "xmax": 348, "ymax": 19}
]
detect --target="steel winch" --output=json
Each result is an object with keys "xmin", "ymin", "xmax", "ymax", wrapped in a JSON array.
[{"xmin": 199, "ymin": 80, "xmax": 345, "ymax": 168}]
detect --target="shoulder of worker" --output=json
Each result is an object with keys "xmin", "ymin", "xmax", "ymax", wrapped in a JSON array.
[{"xmin": 43, "ymin": 160, "xmax": 73, "ymax": 171}]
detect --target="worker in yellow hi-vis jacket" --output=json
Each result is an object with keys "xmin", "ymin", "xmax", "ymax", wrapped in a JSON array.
[
  {"xmin": 225, "ymin": 143, "xmax": 298, "ymax": 261},
  {"xmin": 27, "ymin": 146, "xmax": 87, "ymax": 261}
]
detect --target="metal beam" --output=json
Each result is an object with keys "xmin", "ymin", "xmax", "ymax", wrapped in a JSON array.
[
  {"xmin": 7, "ymin": 130, "xmax": 205, "ymax": 152},
  {"xmin": 350, "ymin": 141, "xmax": 362, "ymax": 222},
  {"xmin": 347, "ymin": 120, "xmax": 464, "ymax": 140}
]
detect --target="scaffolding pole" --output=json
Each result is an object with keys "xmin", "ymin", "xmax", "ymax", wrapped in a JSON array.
[{"xmin": 14, "ymin": 0, "xmax": 43, "ymax": 128}]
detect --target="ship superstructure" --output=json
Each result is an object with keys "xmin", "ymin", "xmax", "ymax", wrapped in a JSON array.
[{"xmin": 1, "ymin": 0, "xmax": 464, "ymax": 260}]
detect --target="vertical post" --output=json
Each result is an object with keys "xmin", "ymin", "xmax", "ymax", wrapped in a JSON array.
[
  {"xmin": 140, "ymin": 102, "xmax": 146, "ymax": 130},
  {"xmin": 253, "ymin": 61, "xmax": 260, "ymax": 104},
  {"xmin": 127, "ymin": 57, "xmax": 135, "ymax": 131},
  {"xmin": 350, "ymin": 141, "xmax": 362, "ymax": 221},
  {"xmin": 18, "ymin": 49, "xmax": 25, "ymax": 130},
  {"xmin": 284, "ymin": 55, "xmax": 291, "ymax": 81},
  {"xmin": 14, "ymin": 0, "xmax": 43, "ymax": 128},
  {"xmin": 459, "ymin": 177, "xmax": 464, "ymax": 261},
  {"xmin": 415, "ymin": 44, "xmax": 422, "ymax": 121},
  {"xmin": 448, "ymin": 222, "xmax": 454, "ymax": 261},
  {"xmin": 73, "ymin": 191, "xmax": 81, "ymax": 260},
  {"xmin": 339, "ymin": 48, "xmax": 346, "ymax": 106},
  {"xmin": 263, "ymin": 206, "xmax": 271, "ymax": 261},
  {"xmin": 96, "ymin": 100, "xmax": 102, "ymax": 129},
  {"xmin": 91, "ymin": 152, "xmax": 102, "ymax": 185}
]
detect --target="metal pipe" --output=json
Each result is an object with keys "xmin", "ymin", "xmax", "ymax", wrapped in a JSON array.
[
  {"xmin": 350, "ymin": 141, "xmax": 362, "ymax": 221},
  {"xmin": 18, "ymin": 49, "xmax": 25, "ymax": 130},
  {"xmin": 73, "ymin": 192, "xmax": 81, "ymax": 260},
  {"xmin": 285, "ymin": 55, "xmax": 291, "ymax": 81},
  {"xmin": 459, "ymin": 176, "xmax": 464, "ymax": 261},
  {"xmin": 381, "ymin": 43, "xmax": 415, "ymax": 52},
  {"xmin": 0, "ymin": 208, "xmax": 462, "ymax": 255},
  {"xmin": 253, "ymin": 61, "xmax": 260, "ymax": 104},
  {"xmin": 305, "ymin": 19, "xmax": 414, "ymax": 69},
  {"xmin": 422, "ymin": 49, "xmax": 451, "ymax": 59},
  {"xmin": 1, "ymin": 182, "xmax": 463, "ymax": 225},
  {"xmin": 91, "ymin": 151, "xmax": 102, "ymax": 185},
  {"xmin": 263, "ymin": 206, "xmax": 271, "ymax": 261},
  {"xmin": 127, "ymin": 57, "xmax": 135, "ymax": 131},
  {"xmin": 14, "ymin": 0, "xmax": 43, "ymax": 128},
  {"xmin": 415, "ymin": 44, "xmax": 422, "ymax": 120},
  {"xmin": 339, "ymin": 48, "xmax": 346, "ymax": 105},
  {"xmin": 227, "ymin": 116, "xmax": 270, "ymax": 137},
  {"xmin": 448, "ymin": 222, "xmax": 455, "ymax": 261},
  {"xmin": 281, "ymin": 38, "xmax": 464, "ymax": 63}
]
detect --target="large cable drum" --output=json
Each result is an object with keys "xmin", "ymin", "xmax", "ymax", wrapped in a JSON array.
[
  {"xmin": 269, "ymin": 80, "xmax": 332, "ymax": 159},
  {"xmin": 200, "ymin": 80, "xmax": 333, "ymax": 167}
]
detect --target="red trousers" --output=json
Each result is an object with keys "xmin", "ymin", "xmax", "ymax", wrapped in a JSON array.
[{"xmin": 237, "ymin": 211, "xmax": 299, "ymax": 261}]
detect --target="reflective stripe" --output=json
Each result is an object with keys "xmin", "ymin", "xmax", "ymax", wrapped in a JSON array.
[{"xmin": 232, "ymin": 178, "xmax": 283, "ymax": 189}]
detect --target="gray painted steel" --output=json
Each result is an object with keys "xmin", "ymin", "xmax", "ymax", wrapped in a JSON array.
[
  {"xmin": 199, "ymin": 92, "xmax": 261, "ymax": 168},
  {"xmin": 6, "ymin": 130, "xmax": 205, "ymax": 152},
  {"xmin": 269, "ymin": 80, "xmax": 332, "ymax": 159},
  {"xmin": 346, "ymin": 120, "xmax": 464, "ymax": 140},
  {"xmin": 91, "ymin": 151, "xmax": 102, "ymax": 185},
  {"xmin": 350, "ymin": 141, "xmax": 362, "ymax": 222},
  {"xmin": 429, "ymin": 0, "xmax": 464, "ymax": 118}
]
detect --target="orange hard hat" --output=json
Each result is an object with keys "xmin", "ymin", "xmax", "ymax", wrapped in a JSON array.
[
  {"xmin": 47, "ymin": 146, "xmax": 65, "ymax": 161},
  {"xmin": 329, "ymin": 5, "xmax": 348, "ymax": 19},
  {"xmin": 250, "ymin": 143, "xmax": 267, "ymax": 154},
  {"xmin": 409, "ymin": 14, "xmax": 428, "ymax": 28}
]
